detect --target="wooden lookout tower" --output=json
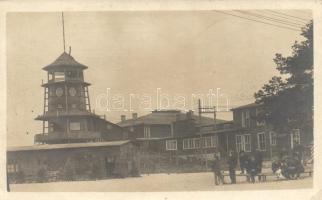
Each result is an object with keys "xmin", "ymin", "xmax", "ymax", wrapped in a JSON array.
[{"xmin": 34, "ymin": 13, "xmax": 129, "ymax": 144}]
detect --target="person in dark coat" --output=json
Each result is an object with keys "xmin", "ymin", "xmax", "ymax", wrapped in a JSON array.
[
  {"xmin": 247, "ymin": 155, "xmax": 259, "ymax": 183},
  {"xmin": 293, "ymin": 142, "xmax": 304, "ymax": 164},
  {"xmin": 211, "ymin": 154, "xmax": 225, "ymax": 185},
  {"xmin": 227, "ymin": 151, "xmax": 237, "ymax": 184},
  {"xmin": 254, "ymin": 149, "xmax": 263, "ymax": 181},
  {"xmin": 239, "ymin": 150, "xmax": 249, "ymax": 174}
]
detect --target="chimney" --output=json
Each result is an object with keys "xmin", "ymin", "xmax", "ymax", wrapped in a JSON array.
[
  {"xmin": 121, "ymin": 115, "xmax": 126, "ymax": 122},
  {"xmin": 132, "ymin": 113, "xmax": 138, "ymax": 120},
  {"xmin": 186, "ymin": 110, "xmax": 193, "ymax": 119}
]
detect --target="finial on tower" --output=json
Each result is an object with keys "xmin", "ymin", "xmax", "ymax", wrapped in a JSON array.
[
  {"xmin": 69, "ymin": 46, "xmax": 71, "ymax": 55},
  {"xmin": 62, "ymin": 12, "xmax": 66, "ymax": 52}
]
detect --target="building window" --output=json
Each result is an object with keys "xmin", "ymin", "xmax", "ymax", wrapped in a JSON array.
[
  {"xmin": 257, "ymin": 132, "xmax": 266, "ymax": 151},
  {"xmin": 236, "ymin": 135, "xmax": 242, "ymax": 152},
  {"xmin": 270, "ymin": 131, "xmax": 277, "ymax": 146},
  {"xmin": 245, "ymin": 110, "xmax": 250, "ymax": 128},
  {"xmin": 49, "ymin": 123, "xmax": 54, "ymax": 132},
  {"xmin": 241, "ymin": 110, "xmax": 250, "ymax": 128},
  {"xmin": 241, "ymin": 112, "xmax": 246, "ymax": 128},
  {"xmin": 7, "ymin": 162, "xmax": 19, "ymax": 173},
  {"xmin": 189, "ymin": 138, "xmax": 194, "ymax": 149},
  {"xmin": 70, "ymin": 122, "xmax": 81, "ymax": 131},
  {"xmin": 211, "ymin": 135, "xmax": 218, "ymax": 147},
  {"xmin": 95, "ymin": 138, "xmax": 103, "ymax": 142},
  {"xmin": 244, "ymin": 134, "xmax": 251, "ymax": 152},
  {"xmin": 204, "ymin": 135, "xmax": 218, "ymax": 148},
  {"xmin": 183, "ymin": 139, "xmax": 189, "ymax": 149},
  {"xmin": 205, "ymin": 136, "xmax": 212, "ymax": 148},
  {"xmin": 183, "ymin": 136, "xmax": 217, "ymax": 150},
  {"xmin": 144, "ymin": 126, "xmax": 151, "ymax": 138},
  {"xmin": 183, "ymin": 138, "xmax": 197, "ymax": 149},
  {"xmin": 194, "ymin": 138, "xmax": 201, "ymax": 149},
  {"xmin": 166, "ymin": 140, "xmax": 177, "ymax": 151},
  {"xmin": 7, "ymin": 164, "xmax": 14, "ymax": 173},
  {"xmin": 291, "ymin": 129, "xmax": 301, "ymax": 148},
  {"xmin": 256, "ymin": 108, "xmax": 266, "ymax": 127},
  {"xmin": 236, "ymin": 134, "xmax": 251, "ymax": 153}
]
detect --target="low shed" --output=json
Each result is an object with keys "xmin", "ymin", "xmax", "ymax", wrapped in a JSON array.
[{"xmin": 7, "ymin": 140, "xmax": 140, "ymax": 183}]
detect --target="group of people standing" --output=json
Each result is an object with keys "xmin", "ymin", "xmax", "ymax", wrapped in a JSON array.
[
  {"xmin": 239, "ymin": 150, "xmax": 263, "ymax": 183},
  {"xmin": 211, "ymin": 150, "xmax": 263, "ymax": 185}
]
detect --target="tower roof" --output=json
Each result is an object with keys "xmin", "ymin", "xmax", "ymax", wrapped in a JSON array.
[{"xmin": 43, "ymin": 52, "xmax": 88, "ymax": 71}]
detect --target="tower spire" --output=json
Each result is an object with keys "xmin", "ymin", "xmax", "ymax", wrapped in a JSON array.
[{"xmin": 62, "ymin": 12, "xmax": 66, "ymax": 52}]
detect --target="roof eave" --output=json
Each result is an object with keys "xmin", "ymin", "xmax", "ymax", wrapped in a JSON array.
[{"xmin": 42, "ymin": 64, "xmax": 88, "ymax": 71}]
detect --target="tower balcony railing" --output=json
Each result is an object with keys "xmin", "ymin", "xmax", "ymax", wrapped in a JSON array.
[
  {"xmin": 34, "ymin": 131, "xmax": 102, "ymax": 143},
  {"xmin": 47, "ymin": 76, "xmax": 84, "ymax": 84},
  {"xmin": 36, "ymin": 110, "xmax": 106, "ymax": 120}
]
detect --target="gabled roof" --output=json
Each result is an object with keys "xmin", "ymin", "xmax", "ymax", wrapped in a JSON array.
[
  {"xmin": 43, "ymin": 52, "xmax": 88, "ymax": 71},
  {"xmin": 7, "ymin": 140, "xmax": 130, "ymax": 152},
  {"xmin": 117, "ymin": 110, "xmax": 227, "ymax": 127},
  {"xmin": 230, "ymin": 102, "xmax": 262, "ymax": 111}
]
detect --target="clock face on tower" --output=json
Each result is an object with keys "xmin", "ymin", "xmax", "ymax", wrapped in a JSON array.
[
  {"xmin": 69, "ymin": 87, "xmax": 77, "ymax": 96},
  {"xmin": 55, "ymin": 87, "xmax": 64, "ymax": 97}
]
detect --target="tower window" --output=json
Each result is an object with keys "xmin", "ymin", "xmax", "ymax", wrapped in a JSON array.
[
  {"xmin": 49, "ymin": 88, "xmax": 54, "ymax": 96},
  {"xmin": 54, "ymin": 72, "xmax": 65, "ymax": 81},
  {"xmin": 49, "ymin": 72, "xmax": 54, "ymax": 81},
  {"xmin": 66, "ymin": 71, "xmax": 77, "ymax": 79}
]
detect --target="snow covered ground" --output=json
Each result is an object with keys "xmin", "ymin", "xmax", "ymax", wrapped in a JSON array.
[{"xmin": 9, "ymin": 172, "xmax": 313, "ymax": 192}]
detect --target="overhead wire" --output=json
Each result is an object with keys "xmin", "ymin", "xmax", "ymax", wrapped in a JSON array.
[
  {"xmin": 213, "ymin": 10, "xmax": 301, "ymax": 32},
  {"xmin": 235, "ymin": 10, "xmax": 305, "ymax": 28},
  {"xmin": 265, "ymin": 10, "xmax": 310, "ymax": 22},
  {"xmin": 261, "ymin": 10, "xmax": 310, "ymax": 25}
]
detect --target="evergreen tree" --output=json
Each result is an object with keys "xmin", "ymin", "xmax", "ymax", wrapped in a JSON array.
[{"xmin": 254, "ymin": 21, "xmax": 313, "ymax": 135}]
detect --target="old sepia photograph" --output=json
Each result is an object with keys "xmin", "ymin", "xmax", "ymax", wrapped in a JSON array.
[{"xmin": 6, "ymin": 9, "xmax": 314, "ymax": 192}]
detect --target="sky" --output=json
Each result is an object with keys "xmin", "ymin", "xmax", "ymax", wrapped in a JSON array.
[{"xmin": 7, "ymin": 10, "xmax": 312, "ymax": 146}]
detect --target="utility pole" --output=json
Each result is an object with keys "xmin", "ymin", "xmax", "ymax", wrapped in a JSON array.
[{"xmin": 197, "ymin": 99, "xmax": 217, "ymax": 170}]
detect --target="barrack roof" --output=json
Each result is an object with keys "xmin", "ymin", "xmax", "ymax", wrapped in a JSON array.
[
  {"xmin": 230, "ymin": 102, "xmax": 262, "ymax": 111},
  {"xmin": 43, "ymin": 52, "xmax": 88, "ymax": 70},
  {"xmin": 7, "ymin": 140, "xmax": 130, "ymax": 152},
  {"xmin": 117, "ymin": 110, "xmax": 227, "ymax": 127}
]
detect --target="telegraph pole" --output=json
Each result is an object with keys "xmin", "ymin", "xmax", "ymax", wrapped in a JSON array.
[
  {"xmin": 197, "ymin": 99, "xmax": 232, "ymax": 169},
  {"xmin": 198, "ymin": 99, "xmax": 217, "ymax": 170}
]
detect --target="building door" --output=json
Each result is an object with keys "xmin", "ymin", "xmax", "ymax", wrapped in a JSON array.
[{"xmin": 105, "ymin": 157, "xmax": 115, "ymax": 177}]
